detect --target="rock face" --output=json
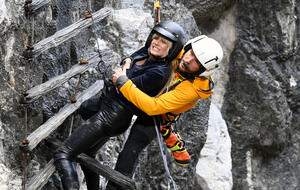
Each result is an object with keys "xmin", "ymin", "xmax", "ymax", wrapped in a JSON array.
[
  {"xmin": 0, "ymin": 0, "xmax": 299, "ymax": 190},
  {"xmin": 222, "ymin": 0, "xmax": 300, "ymax": 189}
]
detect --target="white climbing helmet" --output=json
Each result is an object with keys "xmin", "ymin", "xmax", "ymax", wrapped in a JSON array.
[{"xmin": 184, "ymin": 35, "xmax": 224, "ymax": 77}]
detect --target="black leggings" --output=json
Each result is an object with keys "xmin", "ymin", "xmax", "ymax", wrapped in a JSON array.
[
  {"xmin": 79, "ymin": 95, "xmax": 157, "ymax": 190},
  {"xmin": 105, "ymin": 117, "xmax": 156, "ymax": 190},
  {"xmin": 54, "ymin": 90, "xmax": 134, "ymax": 190}
]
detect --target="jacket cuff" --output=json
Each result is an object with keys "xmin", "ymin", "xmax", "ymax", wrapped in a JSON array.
[{"xmin": 116, "ymin": 75, "xmax": 129, "ymax": 89}]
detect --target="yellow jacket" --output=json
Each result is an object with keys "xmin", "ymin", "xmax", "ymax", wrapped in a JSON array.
[{"xmin": 120, "ymin": 70, "xmax": 214, "ymax": 117}]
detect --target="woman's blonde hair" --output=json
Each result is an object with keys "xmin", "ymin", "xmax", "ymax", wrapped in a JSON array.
[
  {"xmin": 156, "ymin": 59, "xmax": 178, "ymax": 96},
  {"xmin": 150, "ymin": 33, "xmax": 176, "ymax": 96}
]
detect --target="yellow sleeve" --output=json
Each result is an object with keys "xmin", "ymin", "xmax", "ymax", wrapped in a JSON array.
[{"xmin": 120, "ymin": 80, "xmax": 199, "ymax": 116}]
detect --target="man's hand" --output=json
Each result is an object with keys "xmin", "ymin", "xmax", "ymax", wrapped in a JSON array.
[
  {"xmin": 112, "ymin": 67, "xmax": 127, "ymax": 87},
  {"xmin": 121, "ymin": 57, "xmax": 131, "ymax": 70}
]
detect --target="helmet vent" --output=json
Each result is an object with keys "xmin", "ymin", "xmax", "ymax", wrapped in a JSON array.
[
  {"xmin": 204, "ymin": 56, "xmax": 218, "ymax": 65},
  {"xmin": 193, "ymin": 36, "xmax": 206, "ymax": 43}
]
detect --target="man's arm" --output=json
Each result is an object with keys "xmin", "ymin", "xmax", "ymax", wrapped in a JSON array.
[
  {"xmin": 117, "ymin": 79, "xmax": 199, "ymax": 116},
  {"xmin": 130, "ymin": 67, "xmax": 168, "ymax": 93},
  {"xmin": 114, "ymin": 65, "xmax": 169, "ymax": 94}
]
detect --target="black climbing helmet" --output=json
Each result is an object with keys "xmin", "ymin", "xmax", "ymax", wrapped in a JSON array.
[{"xmin": 145, "ymin": 21, "xmax": 186, "ymax": 62}]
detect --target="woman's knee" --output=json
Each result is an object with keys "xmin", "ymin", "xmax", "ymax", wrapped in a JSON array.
[
  {"xmin": 53, "ymin": 145, "xmax": 74, "ymax": 161},
  {"xmin": 79, "ymin": 97, "xmax": 101, "ymax": 120}
]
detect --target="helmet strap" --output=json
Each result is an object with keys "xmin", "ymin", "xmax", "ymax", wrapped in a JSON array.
[
  {"xmin": 193, "ymin": 65, "xmax": 206, "ymax": 77},
  {"xmin": 176, "ymin": 66, "xmax": 195, "ymax": 81},
  {"xmin": 183, "ymin": 43, "xmax": 192, "ymax": 53}
]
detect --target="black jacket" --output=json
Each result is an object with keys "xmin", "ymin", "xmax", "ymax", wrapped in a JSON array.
[{"xmin": 96, "ymin": 47, "xmax": 171, "ymax": 135}]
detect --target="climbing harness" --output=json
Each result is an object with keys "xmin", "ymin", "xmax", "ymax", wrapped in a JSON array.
[{"xmin": 153, "ymin": 116, "xmax": 177, "ymax": 190}]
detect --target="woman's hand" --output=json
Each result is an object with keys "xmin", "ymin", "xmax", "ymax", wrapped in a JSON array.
[{"xmin": 112, "ymin": 67, "xmax": 127, "ymax": 87}]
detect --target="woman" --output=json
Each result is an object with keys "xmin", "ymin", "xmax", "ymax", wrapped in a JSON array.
[
  {"xmin": 53, "ymin": 21, "xmax": 186, "ymax": 190},
  {"xmin": 108, "ymin": 35, "xmax": 224, "ymax": 189}
]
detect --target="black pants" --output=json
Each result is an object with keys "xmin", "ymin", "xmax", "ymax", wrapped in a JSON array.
[
  {"xmin": 79, "ymin": 95, "xmax": 157, "ymax": 190},
  {"xmin": 54, "ymin": 89, "xmax": 134, "ymax": 190},
  {"xmin": 105, "ymin": 118, "xmax": 156, "ymax": 190}
]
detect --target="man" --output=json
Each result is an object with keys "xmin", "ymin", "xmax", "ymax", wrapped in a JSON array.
[{"xmin": 108, "ymin": 35, "xmax": 223, "ymax": 189}]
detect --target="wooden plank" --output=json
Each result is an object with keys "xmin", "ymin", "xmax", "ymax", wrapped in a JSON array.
[
  {"xmin": 76, "ymin": 154, "xmax": 137, "ymax": 190},
  {"xmin": 25, "ymin": 159, "xmax": 56, "ymax": 190},
  {"xmin": 25, "ymin": 154, "xmax": 136, "ymax": 190},
  {"xmin": 25, "ymin": 0, "xmax": 51, "ymax": 13},
  {"xmin": 30, "ymin": 7, "xmax": 111, "ymax": 57},
  {"xmin": 24, "ymin": 53, "xmax": 103, "ymax": 102},
  {"xmin": 26, "ymin": 80, "xmax": 104, "ymax": 151}
]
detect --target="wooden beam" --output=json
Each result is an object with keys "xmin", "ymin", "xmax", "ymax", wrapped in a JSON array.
[
  {"xmin": 27, "ymin": 7, "xmax": 111, "ymax": 57},
  {"xmin": 25, "ymin": 154, "xmax": 136, "ymax": 190},
  {"xmin": 25, "ymin": 159, "xmax": 56, "ymax": 190},
  {"xmin": 26, "ymin": 80, "xmax": 104, "ymax": 151},
  {"xmin": 25, "ymin": 0, "xmax": 51, "ymax": 14},
  {"xmin": 76, "ymin": 154, "xmax": 136, "ymax": 190},
  {"xmin": 24, "ymin": 53, "xmax": 104, "ymax": 102}
]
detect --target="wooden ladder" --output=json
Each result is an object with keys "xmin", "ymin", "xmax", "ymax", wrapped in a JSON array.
[{"xmin": 21, "ymin": 1, "xmax": 137, "ymax": 189}]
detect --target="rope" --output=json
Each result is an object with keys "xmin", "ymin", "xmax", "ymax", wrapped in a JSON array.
[
  {"xmin": 24, "ymin": 0, "xmax": 35, "ymax": 16},
  {"xmin": 71, "ymin": 0, "xmax": 93, "ymax": 103},
  {"xmin": 68, "ymin": 114, "xmax": 75, "ymax": 136},
  {"xmin": 72, "ymin": 0, "xmax": 105, "ymax": 102},
  {"xmin": 154, "ymin": 0, "xmax": 161, "ymax": 24},
  {"xmin": 70, "ymin": 74, "xmax": 82, "ymax": 103},
  {"xmin": 31, "ymin": 16, "xmax": 35, "ymax": 47},
  {"xmin": 21, "ymin": 5, "xmax": 36, "ymax": 188},
  {"xmin": 25, "ymin": 0, "xmax": 32, "ymax": 4},
  {"xmin": 22, "ymin": 106, "xmax": 29, "ymax": 190},
  {"xmin": 26, "ymin": 14, "xmax": 35, "ymax": 50},
  {"xmin": 89, "ymin": 7, "xmax": 105, "ymax": 73},
  {"xmin": 153, "ymin": 117, "xmax": 177, "ymax": 190},
  {"xmin": 152, "ymin": 2, "xmax": 177, "ymax": 189},
  {"xmin": 88, "ymin": 0, "xmax": 92, "ymax": 12},
  {"xmin": 79, "ymin": 28, "xmax": 91, "ymax": 64}
]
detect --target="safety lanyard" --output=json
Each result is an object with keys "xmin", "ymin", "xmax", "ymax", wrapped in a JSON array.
[{"xmin": 153, "ymin": 116, "xmax": 177, "ymax": 190}]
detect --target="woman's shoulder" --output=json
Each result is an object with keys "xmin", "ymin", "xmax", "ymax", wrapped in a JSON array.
[{"xmin": 131, "ymin": 47, "xmax": 148, "ymax": 59}]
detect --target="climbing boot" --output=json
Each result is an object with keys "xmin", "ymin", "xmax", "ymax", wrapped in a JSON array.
[
  {"xmin": 54, "ymin": 152, "xmax": 79, "ymax": 190},
  {"xmin": 160, "ymin": 125, "xmax": 191, "ymax": 166}
]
